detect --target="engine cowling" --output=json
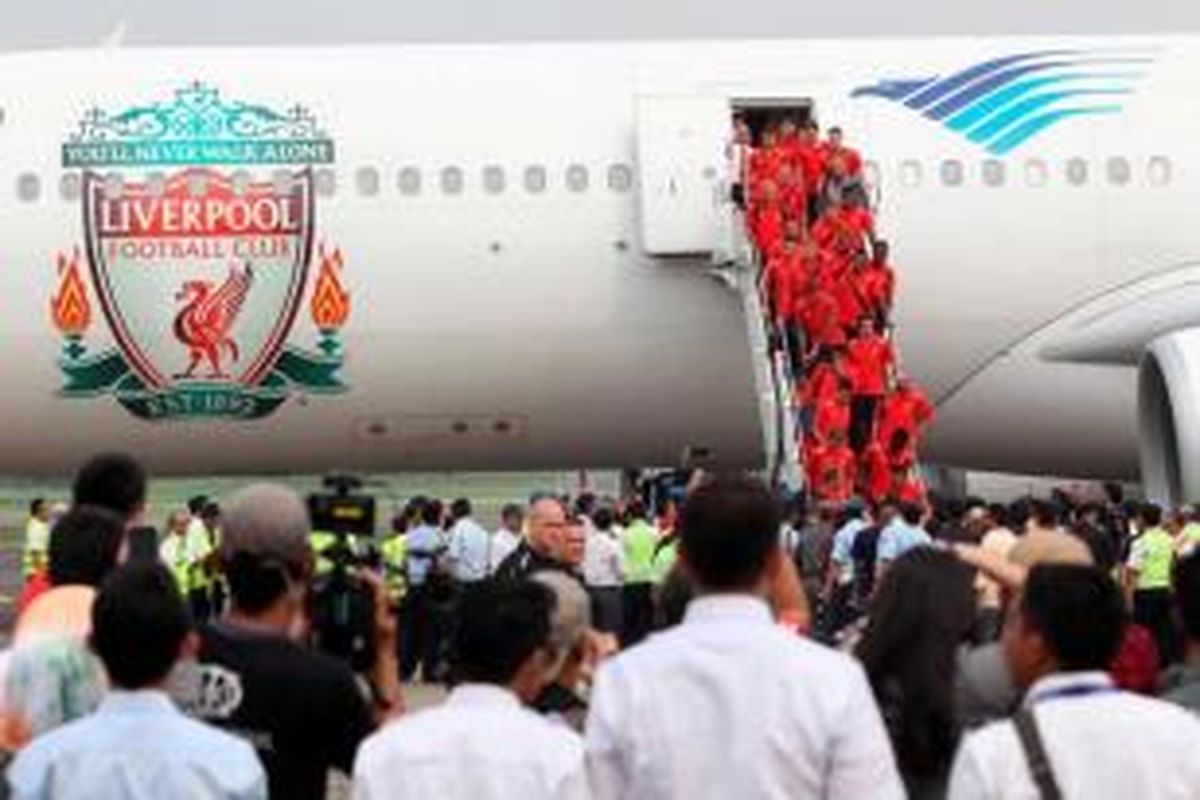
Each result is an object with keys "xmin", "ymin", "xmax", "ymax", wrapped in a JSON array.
[{"xmin": 1138, "ymin": 329, "xmax": 1200, "ymax": 505}]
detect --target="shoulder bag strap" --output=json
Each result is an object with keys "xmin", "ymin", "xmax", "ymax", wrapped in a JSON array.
[{"xmin": 1013, "ymin": 707, "xmax": 1063, "ymax": 800}]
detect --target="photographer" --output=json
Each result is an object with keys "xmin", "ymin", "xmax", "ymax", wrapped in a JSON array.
[{"xmin": 187, "ymin": 484, "xmax": 402, "ymax": 800}]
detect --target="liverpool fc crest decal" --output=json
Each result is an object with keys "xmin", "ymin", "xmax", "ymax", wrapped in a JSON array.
[{"xmin": 50, "ymin": 81, "xmax": 350, "ymax": 420}]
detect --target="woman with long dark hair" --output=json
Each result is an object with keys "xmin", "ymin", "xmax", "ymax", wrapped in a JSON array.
[{"xmin": 855, "ymin": 547, "xmax": 976, "ymax": 799}]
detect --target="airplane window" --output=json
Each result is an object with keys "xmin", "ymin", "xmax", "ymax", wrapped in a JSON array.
[
  {"xmin": 272, "ymin": 169, "xmax": 294, "ymax": 196},
  {"xmin": 147, "ymin": 172, "xmax": 167, "ymax": 198},
  {"xmin": 1024, "ymin": 159, "xmax": 1049, "ymax": 188},
  {"xmin": 482, "ymin": 165, "xmax": 505, "ymax": 194},
  {"xmin": 863, "ymin": 160, "xmax": 880, "ymax": 190},
  {"xmin": 440, "ymin": 166, "xmax": 464, "ymax": 195},
  {"xmin": 315, "ymin": 168, "xmax": 337, "ymax": 197},
  {"xmin": 355, "ymin": 167, "xmax": 380, "ymax": 197},
  {"xmin": 230, "ymin": 170, "xmax": 252, "ymax": 197},
  {"xmin": 1106, "ymin": 157, "xmax": 1131, "ymax": 187},
  {"xmin": 899, "ymin": 160, "xmax": 922, "ymax": 188},
  {"xmin": 566, "ymin": 164, "xmax": 589, "ymax": 193},
  {"xmin": 16, "ymin": 173, "xmax": 40, "ymax": 203},
  {"xmin": 1065, "ymin": 158, "xmax": 1088, "ymax": 187},
  {"xmin": 607, "ymin": 163, "xmax": 633, "ymax": 192},
  {"xmin": 940, "ymin": 160, "xmax": 964, "ymax": 187},
  {"xmin": 524, "ymin": 165, "xmax": 547, "ymax": 193},
  {"xmin": 398, "ymin": 166, "xmax": 422, "ymax": 195},
  {"xmin": 187, "ymin": 172, "xmax": 208, "ymax": 198},
  {"xmin": 58, "ymin": 173, "xmax": 80, "ymax": 202},
  {"xmin": 981, "ymin": 159, "xmax": 1005, "ymax": 187},
  {"xmin": 103, "ymin": 172, "xmax": 124, "ymax": 199},
  {"xmin": 1148, "ymin": 156, "xmax": 1172, "ymax": 187}
]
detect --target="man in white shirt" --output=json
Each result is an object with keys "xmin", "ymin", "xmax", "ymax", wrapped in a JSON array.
[
  {"xmin": 446, "ymin": 498, "xmax": 491, "ymax": 584},
  {"xmin": 586, "ymin": 476, "xmax": 904, "ymax": 800},
  {"xmin": 581, "ymin": 506, "xmax": 624, "ymax": 636},
  {"xmin": 488, "ymin": 503, "xmax": 524, "ymax": 575},
  {"xmin": 354, "ymin": 580, "xmax": 586, "ymax": 800},
  {"xmin": 948, "ymin": 563, "xmax": 1200, "ymax": 799}
]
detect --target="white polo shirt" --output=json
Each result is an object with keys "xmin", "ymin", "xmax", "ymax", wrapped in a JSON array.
[
  {"xmin": 948, "ymin": 671, "xmax": 1200, "ymax": 799},
  {"xmin": 586, "ymin": 594, "xmax": 904, "ymax": 800}
]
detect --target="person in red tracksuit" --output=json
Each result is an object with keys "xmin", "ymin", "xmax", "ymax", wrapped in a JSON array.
[
  {"xmin": 751, "ymin": 181, "xmax": 785, "ymax": 256},
  {"xmin": 878, "ymin": 378, "xmax": 935, "ymax": 456},
  {"xmin": 777, "ymin": 163, "xmax": 808, "ymax": 225},
  {"xmin": 845, "ymin": 318, "xmax": 894, "ymax": 453},
  {"xmin": 797, "ymin": 123, "xmax": 827, "ymax": 185},
  {"xmin": 750, "ymin": 129, "xmax": 783, "ymax": 191},
  {"xmin": 798, "ymin": 278, "xmax": 845, "ymax": 360},
  {"xmin": 799, "ymin": 355, "xmax": 847, "ymax": 413},
  {"xmin": 765, "ymin": 238, "xmax": 801, "ymax": 323},
  {"xmin": 861, "ymin": 438, "xmax": 892, "ymax": 505},
  {"xmin": 893, "ymin": 469, "xmax": 927, "ymax": 507},
  {"xmin": 857, "ymin": 240, "xmax": 896, "ymax": 327},
  {"xmin": 812, "ymin": 385, "xmax": 852, "ymax": 446},
  {"xmin": 821, "ymin": 126, "xmax": 863, "ymax": 176},
  {"xmin": 832, "ymin": 256, "xmax": 869, "ymax": 334},
  {"xmin": 810, "ymin": 433, "xmax": 857, "ymax": 504}
]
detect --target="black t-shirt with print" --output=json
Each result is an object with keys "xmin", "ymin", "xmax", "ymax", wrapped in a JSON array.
[{"xmin": 192, "ymin": 622, "xmax": 374, "ymax": 800}]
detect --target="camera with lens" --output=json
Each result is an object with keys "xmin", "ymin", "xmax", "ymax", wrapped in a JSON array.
[{"xmin": 307, "ymin": 474, "xmax": 380, "ymax": 673}]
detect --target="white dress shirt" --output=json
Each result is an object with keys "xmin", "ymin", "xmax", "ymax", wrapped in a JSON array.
[
  {"xmin": 489, "ymin": 527, "xmax": 521, "ymax": 574},
  {"xmin": 586, "ymin": 594, "xmax": 904, "ymax": 800},
  {"xmin": 353, "ymin": 684, "xmax": 586, "ymax": 800},
  {"xmin": 582, "ymin": 530, "xmax": 624, "ymax": 588},
  {"xmin": 948, "ymin": 671, "xmax": 1200, "ymax": 800},
  {"xmin": 447, "ymin": 517, "xmax": 492, "ymax": 582}
]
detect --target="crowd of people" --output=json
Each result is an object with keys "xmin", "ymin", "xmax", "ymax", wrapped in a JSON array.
[
  {"xmin": 7, "ymin": 453, "xmax": 1200, "ymax": 799},
  {"xmin": 733, "ymin": 114, "xmax": 934, "ymax": 504}
]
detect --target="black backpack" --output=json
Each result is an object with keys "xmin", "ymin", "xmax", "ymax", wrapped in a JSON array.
[{"xmin": 850, "ymin": 525, "xmax": 881, "ymax": 605}]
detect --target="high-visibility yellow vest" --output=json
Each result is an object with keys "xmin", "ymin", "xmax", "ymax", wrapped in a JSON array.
[
  {"xmin": 159, "ymin": 534, "xmax": 192, "ymax": 594},
  {"xmin": 184, "ymin": 519, "xmax": 215, "ymax": 592},
  {"xmin": 380, "ymin": 535, "xmax": 407, "ymax": 605},
  {"xmin": 22, "ymin": 518, "xmax": 50, "ymax": 579},
  {"xmin": 623, "ymin": 520, "xmax": 659, "ymax": 584},
  {"xmin": 311, "ymin": 531, "xmax": 338, "ymax": 577}
]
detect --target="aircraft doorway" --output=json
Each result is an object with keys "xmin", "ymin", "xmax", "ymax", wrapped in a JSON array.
[{"xmin": 731, "ymin": 99, "xmax": 816, "ymax": 145}]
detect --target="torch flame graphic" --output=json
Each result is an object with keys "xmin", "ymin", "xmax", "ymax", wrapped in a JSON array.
[
  {"xmin": 311, "ymin": 243, "xmax": 350, "ymax": 331},
  {"xmin": 51, "ymin": 248, "xmax": 92, "ymax": 337}
]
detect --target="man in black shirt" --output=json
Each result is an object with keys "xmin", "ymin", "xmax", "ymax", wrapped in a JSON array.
[
  {"xmin": 185, "ymin": 483, "xmax": 401, "ymax": 800},
  {"xmin": 493, "ymin": 494, "xmax": 578, "ymax": 583}
]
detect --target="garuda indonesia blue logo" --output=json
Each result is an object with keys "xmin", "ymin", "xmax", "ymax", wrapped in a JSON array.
[{"xmin": 851, "ymin": 50, "xmax": 1156, "ymax": 155}]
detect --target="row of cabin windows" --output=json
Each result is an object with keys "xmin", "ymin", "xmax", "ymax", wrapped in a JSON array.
[
  {"xmin": 885, "ymin": 156, "xmax": 1174, "ymax": 190},
  {"xmin": 10, "ymin": 157, "xmax": 1174, "ymax": 203},
  {"xmin": 15, "ymin": 163, "xmax": 637, "ymax": 203}
]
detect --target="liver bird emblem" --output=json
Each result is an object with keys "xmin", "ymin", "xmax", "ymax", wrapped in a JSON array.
[{"xmin": 173, "ymin": 264, "xmax": 254, "ymax": 380}]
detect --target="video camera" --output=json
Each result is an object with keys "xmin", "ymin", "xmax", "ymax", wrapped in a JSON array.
[{"xmin": 308, "ymin": 474, "xmax": 380, "ymax": 673}]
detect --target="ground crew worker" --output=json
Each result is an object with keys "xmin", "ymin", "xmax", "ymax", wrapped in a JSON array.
[
  {"xmin": 22, "ymin": 498, "xmax": 51, "ymax": 581},
  {"xmin": 621, "ymin": 500, "xmax": 658, "ymax": 646},
  {"xmin": 310, "ymin": 530, "xmax": 339, "ymax": 578},
  {"xmin": 380, "ymin": 515, "xmax": 408, "ymax": 608},
  {"xmin": 184, "ymin": 499, "xmax": 219, "ymax": 622},
  {"xmin": 159, "ymin": 509, "xmax": 194, "ymax": 595},
  {"xmin": 1125, "ymin": 503, "xmax": 1179, "ymax": 665}
]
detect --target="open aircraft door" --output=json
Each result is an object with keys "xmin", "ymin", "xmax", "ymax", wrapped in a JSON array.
[{"xmin": 635, "ymin": 95, "xmax": 730, "ymax": 255}]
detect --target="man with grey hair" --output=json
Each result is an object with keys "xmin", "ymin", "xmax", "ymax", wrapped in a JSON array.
[
  {"xmin": 188, "ymin": 483, "xmax": 401, "ymax": 800},
  {"xmin": 531, "ymin": 571, "xmax": 594, "ymax": 732}
]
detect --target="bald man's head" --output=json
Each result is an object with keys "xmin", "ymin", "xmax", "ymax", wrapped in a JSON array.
[{"xmin": 527, "ymin": 496, "xmax": 569, "ymax": 556}]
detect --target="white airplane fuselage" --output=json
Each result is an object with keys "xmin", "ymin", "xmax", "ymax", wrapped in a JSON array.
[{"xmin": 0, "ymin": 35, "xmax": 1196, "ymax": 479}]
